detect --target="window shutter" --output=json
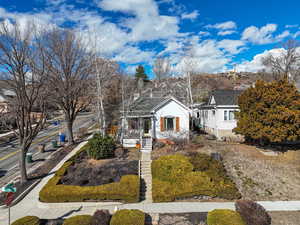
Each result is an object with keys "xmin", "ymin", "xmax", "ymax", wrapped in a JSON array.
[
  {"xmin": 176, "ymin": 117, "xmax": 180, "ymax": 132},
  {"xmin": 160, "ymin": 117, "xmax": 165, "ymax": 131}
]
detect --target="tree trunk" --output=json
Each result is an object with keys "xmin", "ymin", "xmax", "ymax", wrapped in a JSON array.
[
  {"xmin": 20, "ymin": 145, "xmax": 28, "ymax": 184},
  {"xmin": 66, "ymin": 120, "xmax": 74, "ymax": 145}
]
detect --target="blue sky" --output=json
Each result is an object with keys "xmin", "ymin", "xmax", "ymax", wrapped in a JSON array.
[{"xmin": 0, "ymin": 0, "xmax": 299, "ymax": 78}]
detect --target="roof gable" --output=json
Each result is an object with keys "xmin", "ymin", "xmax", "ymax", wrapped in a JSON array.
[
  {"xmin": 152, "ymin": 97, "xmax": 190, "ymax": 112},
  {"xmin": 210, "ymin": 90, "xmax": 243, "ymax": 106},
  {"xmin": 127, "ymin": 96, "xmax": 189, "ymax": 116}
]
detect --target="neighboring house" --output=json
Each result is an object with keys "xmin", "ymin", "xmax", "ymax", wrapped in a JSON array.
[
  {"xmin": 121, "ymin": 96, "xmax": 190, "ymax": 147},
  {"xmin": 196, "ymin": 90, "xmax": 242, "ymax": 140},
  {"xmin": 0, "ymin": 88, "xmax": 15, "ymax": 113}
]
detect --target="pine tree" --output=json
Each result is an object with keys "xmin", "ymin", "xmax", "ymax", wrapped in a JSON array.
[
  {"xmin": 234, "ymin": 79, "xmax": 300, "ymax": 145},
  {"xmin": 135, "ymin": 65, "xmax": 149, "ymax": 81}
]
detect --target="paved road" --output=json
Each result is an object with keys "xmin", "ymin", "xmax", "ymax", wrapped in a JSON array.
[{"xmin": 0, "ymin": 112, "xmax": 95, "ymax": 186}]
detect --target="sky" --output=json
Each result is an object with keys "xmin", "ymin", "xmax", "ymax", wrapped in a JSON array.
[{"xmin": 0, "ymin": 0, "xmax": 299, "ymax": 78}]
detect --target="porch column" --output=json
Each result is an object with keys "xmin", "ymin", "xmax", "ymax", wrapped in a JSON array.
[{"xmin": 152, "ymin": 116, "xmax": 156, "ymax": 139}]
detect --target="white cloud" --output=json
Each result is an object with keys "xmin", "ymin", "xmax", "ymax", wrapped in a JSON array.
[
  {"xmin": 98, "ymin": 0, "xmax": 181, "ymax": 42},
  {"xmin": 236, "ymin": 48, "xmax": 286, "ymax": 72},
  {"xmin": 113, "ymin": 46, "xmax": 155, "ymax": 64},
  {"xmin": 242, "ymin": 24, "xmax": 277, "ymax": 44},
  {"xmin": 285, "ymin": 24, "xmax": 298, "ymax": 28},
  {"xmin": 198, "ymin": 31, "xmax": 210, "ymax": 37},
  {"xmin": 217, "ymin": 39, "xmax": 246, "ymax": 54},
  {"xmin": 217, "ymin": 30, "xmax": 236, "ymax": 36},
  {"xmin": 241, "ymin": 24, "xmax": 290, "ymax": 45},
  {"xmin": 181, "ymin": 10, "xmax": 199, "ymax": 20},
  {"xmin": 293, "ymin": 31, "xmax": 300, "ymax": 38},
  {"xmin": 206, "ymin": 21, "xmax": 237, "ymax": 30},
  {"xmin": 172, "ymin": 39, "xmax": 231, "ymax": 74}
]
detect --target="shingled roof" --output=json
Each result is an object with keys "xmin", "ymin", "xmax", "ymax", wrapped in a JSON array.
[
  {"xmin": 210, "ymin": 90, "xmax": 243, "ymax": 105},
  {"xmin": 127, "ymin": 97, "xmax": 167, "ymax": 116}
]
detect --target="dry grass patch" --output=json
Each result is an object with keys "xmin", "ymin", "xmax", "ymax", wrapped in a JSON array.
[
  {"xmin": 153, "ymin": 136, "xmax": 300, "ymax": 201},
  {"xmin": 269, "ymin": 211, "xmax": 300, "ymax": 225}
]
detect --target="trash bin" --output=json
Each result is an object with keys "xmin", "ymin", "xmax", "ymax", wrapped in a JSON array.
[
  {"xmin": 26, "ymin": 153, "xmax": 33, "ymax": 163},
  {"xmin": 59, "ymin": 133, "xmax": 66, "ymax": 143},
  {"xmin": 51, "ymin": 140, "xmax": 58, "ymax": 148}
]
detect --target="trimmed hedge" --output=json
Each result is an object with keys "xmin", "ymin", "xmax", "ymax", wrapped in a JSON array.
[
  {"xmin": 39, "ymin": 145, "xmax": 140, "ymax": 203},
  {"xmin": 12, "ymin": 216, "xmax": 40, "ymax": 225},
  {"xmin": 152, "ymin": 153, "xmax": 241, "ymax": 202},
  {"xmin": 63, "ymin": 215, "xmax": 93, "ymax": 225},
  {"xmin": 207, "ymin": 209, "xmax": 246, "ymax": 225},
  {"xmin": 110, "ymin": 210, "xmax": 145, "ymax": 225}
]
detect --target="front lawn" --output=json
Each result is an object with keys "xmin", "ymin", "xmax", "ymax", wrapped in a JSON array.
[
  {"xmin": 39, "ymin": 135, "xmax": 140, "ymax": 203},
  {"xmin": 152, "ymin": 153, "xmax": 241, "ymax": 202}
]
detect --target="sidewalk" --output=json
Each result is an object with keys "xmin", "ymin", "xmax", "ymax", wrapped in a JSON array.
[{"xmin": 1, "ymin": 140, "xmax": 300, "ymax": 224}]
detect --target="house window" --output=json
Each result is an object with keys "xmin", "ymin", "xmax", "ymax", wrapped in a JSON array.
[
  {"xmin": 224, "ymin": 110, "xmax": 228, "ymax": 121},
  {"xmin": 197, "ymin": 112, "xmax": 200, "ymax": 118},
  {"xmin": 165, "ymin": 117, "xmax": 175, "ymax": 131},
  {"xmin": 212, "ymin": 110, "xmax": 215, "ymax": 116},
  {"xmin": 229, "ymin": 110, "xmax": 235, "ymax": 120}
]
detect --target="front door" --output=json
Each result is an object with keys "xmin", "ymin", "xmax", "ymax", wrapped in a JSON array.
[{"xmin": 144, "ymin": 118, "xmax": 151, "ymax": 136}]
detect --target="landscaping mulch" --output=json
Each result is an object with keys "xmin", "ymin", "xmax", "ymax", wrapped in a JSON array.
[
  {"xmin": 0, "ymin": 144, "xmax": 77, "ymax": 206},
  {"xmin": 158, "ymin": 213, "xmax": 207, "ymax": 225},
  {"xmin": 60, "ymin": 150, "xmax": 138, "ymax": 186}
]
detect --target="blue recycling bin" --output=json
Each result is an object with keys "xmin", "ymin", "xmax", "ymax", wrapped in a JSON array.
[{"xmin": 59, "ymin": 133, "xmax": 66, "ymax": 142}]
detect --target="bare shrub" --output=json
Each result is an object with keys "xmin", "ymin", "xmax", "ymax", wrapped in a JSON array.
[
  {"xmin": 91, "ymin": 210, "xmax": 111, "ymax": 225},
  {"xmin": 235, "ymin": 200, "xmax": 271, "ymax": 225}
]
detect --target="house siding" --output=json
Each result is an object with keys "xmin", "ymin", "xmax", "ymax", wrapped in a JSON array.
[
  {"xmin": 200, "ymin": 106, "xmax": 239, "ymax": 139},
  {"xmin": 154, "ymin": 100, "xmax": 189, "ymax": 139}
]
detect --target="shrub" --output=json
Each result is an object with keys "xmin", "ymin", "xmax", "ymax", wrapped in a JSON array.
[
  {"xmin": 63, "ymin": 215, "xmax": 92, "ymax": 225},
  {"xmin": 91, "ymin": 210, "xmax": 111, "ymax": 225},
  {"xmin": 86, "ymin": 134, "xmax": 116, "ymax": 160},
  {"xmin": 152, "ymin": 178, "xmax": 175, "ymax": 202},
  {"xmin": 152, "ymin": 154, "xmax": 241, "ymax": 202},
  {"xmin": 39, "ymin": 145, "xmax": 140, "ymax": 203},
  {"xmin": 110, "ymin": 210, "xmax": 145, "ymax": 225},
  {"xmin": 235, "ymin": 200, "xmax": 271, "ymax": 225},
  {"xmin": 12, "ymin": 216, "xmax": 40, "ymax": 225},
  {"xmin": 152, "ymin": 154, "xmax": 193, "ymax": 182},
  {"xmin": 207, "ymin": 209, "xmax": 246, "ymax": 225}
]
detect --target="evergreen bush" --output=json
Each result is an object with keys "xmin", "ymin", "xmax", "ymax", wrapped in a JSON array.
[
  {"xmin": 62, "ymin": 215, "xmax": 92, "ymax": 225},
  {"xmin": 86, "ymin": 134, "xmax": 116, "ymax": 160},
  {"xmin": 207, "ymin": 209, "xmax": 246, "ymax": 225},
  {"xmin": 110, "ymin": 209, "xmax": 145, "ymax": 225},
  {"xmin": 12, "ymin": 216, "xmax": 40, "ymax": 225}
]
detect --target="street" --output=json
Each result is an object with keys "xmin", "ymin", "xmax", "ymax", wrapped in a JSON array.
[{"xmin": 0, "ymin": 112, "xmax": 95, "ymax": 186}]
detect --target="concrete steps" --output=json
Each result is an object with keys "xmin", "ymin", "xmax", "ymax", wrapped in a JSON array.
[{"xmin": 140, "ymin": 147, "xmax": 153, "ymax": 203}]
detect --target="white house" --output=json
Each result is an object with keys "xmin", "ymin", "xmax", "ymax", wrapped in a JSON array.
[
  {"xmin": 196, "ymin": 90, "xmax": 242, "ymax": 140},
  {"xmin": 121, "ymin": 96, "xmax": 190, "ymax": 148}
]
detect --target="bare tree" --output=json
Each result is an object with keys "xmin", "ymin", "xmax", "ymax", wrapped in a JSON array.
[
  {"xmin": 0, "ymin": 22, "xmax": 48, "ymax": 183},
  {"xmin": 42, "ymin": 28, "xmax": 93, "ymax": 144},
  {"xmin": 153, "ymin": 57, "xmax": 171, "ymax": 81},
  {"xmin": 93, "ymin": 58, "xmax": 119, "ymax": 135},
  {"xmin": 182, "ymin": 43, "xmax": 198, "ymax": 107},
  {"xmin": 262, "ymin": 39, "xmax": 300, "ymax": 81}
]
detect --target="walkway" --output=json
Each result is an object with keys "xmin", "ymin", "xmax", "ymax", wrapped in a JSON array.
[
  {"xmin": 1, "ymin": 139, "xmax": 300, "ymax": 224},
  {"xmin": 140, "ymin": 137, "xmax": 153, "ymax": 203}
]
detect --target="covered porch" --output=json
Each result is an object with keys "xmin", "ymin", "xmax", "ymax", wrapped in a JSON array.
[{"xmin": 122, "ymin": 116, "xmax": 155, "ymax": 148}]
